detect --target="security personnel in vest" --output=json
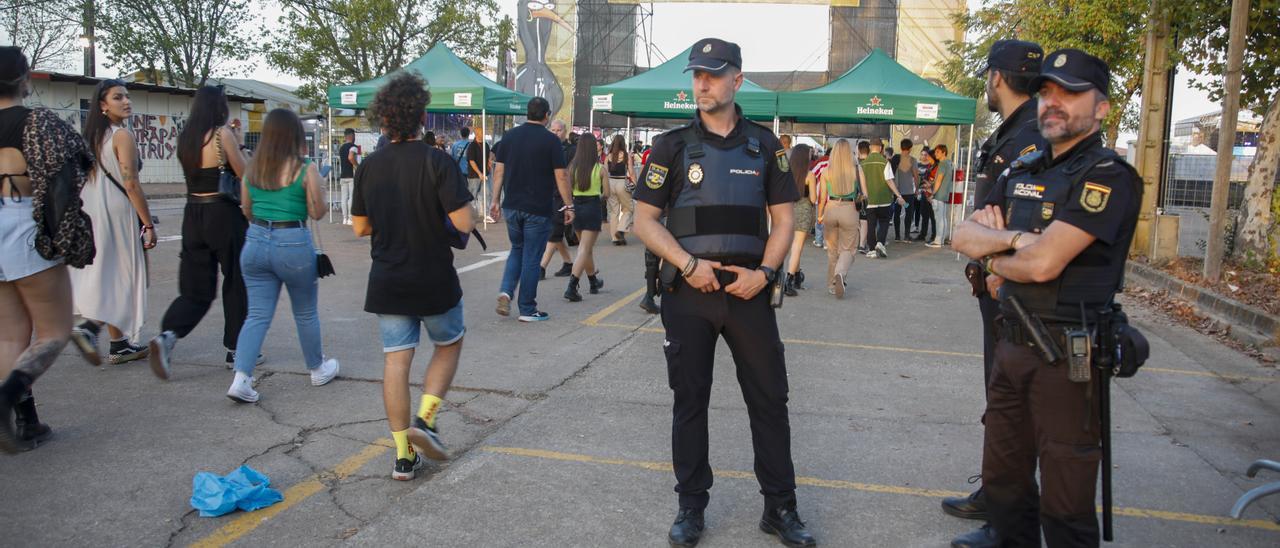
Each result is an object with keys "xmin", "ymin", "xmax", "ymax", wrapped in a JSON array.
[
  {"xmin": 952, "ymin": 49, "xmax": 1141, "ymax": 548},
  {"xmin": 944, "ymin": 39, "xmax": 1049, "ymax": 544},
  {"xmin": 632, "ymin": 38, "xmax": 814, "ymax": 548}
]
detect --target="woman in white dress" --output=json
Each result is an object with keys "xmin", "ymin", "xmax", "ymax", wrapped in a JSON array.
[{"xmin": 68, "ymin": 80, "xmax": 155, "ymax": 365}]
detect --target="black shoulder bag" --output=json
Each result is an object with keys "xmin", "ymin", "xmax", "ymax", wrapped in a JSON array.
[{"xmin": 214, "ymin": 129, "xmax": 241, "ymax": 204}]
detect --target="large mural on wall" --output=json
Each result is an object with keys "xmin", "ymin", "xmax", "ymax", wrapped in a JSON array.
[{"xmin": 516, "ymin": 0, "xmax": 577, "ymax": 122}]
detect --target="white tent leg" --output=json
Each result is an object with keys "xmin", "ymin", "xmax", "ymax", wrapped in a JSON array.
[
  {"xmin": 482, "ymin": 108, "xmax": 488, "ymax": 230},
  {"xmin": 589, "ymin": 107, "xmax": 594, "ymax": 136},
  {"xmin": 773, "ymin": 116, "xmax": 779, "ymax": 134},
  {"xmin": 957, "ymin": 123, "xmax": 975, "ymax": 261},
  {"xmin": 327, "ymin": 106, "xmax": 334, "ymax": 224}
]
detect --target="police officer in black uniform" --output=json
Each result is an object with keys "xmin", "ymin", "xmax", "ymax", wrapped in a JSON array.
[
  {"xmin": 632, "ymin": 38, "xmax": 814, "ymax": 548},
  {"xmin": 943, "ymin": 39, "xmax": 1048, "ymax": 547},
  {"xmin": 952, "ymin": 49, "xmax": 1141, "ymax": 548}
]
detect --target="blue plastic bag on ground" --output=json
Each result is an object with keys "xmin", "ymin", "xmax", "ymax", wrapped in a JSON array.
[{"xmin": 190, "ymin": 465, "xmax": 284, "ymax": 517}]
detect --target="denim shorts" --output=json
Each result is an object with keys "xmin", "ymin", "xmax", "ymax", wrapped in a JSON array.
[{"xmin": 378, "ymin": 299, "xmax": 465, "ymax": 352}]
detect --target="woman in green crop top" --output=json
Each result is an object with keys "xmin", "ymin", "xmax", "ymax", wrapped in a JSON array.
[
  {"xmin": 225, "ymin": 108, "xmax": 337, "ymax": 404},
  {"xmin": 564, "ymin": 133, "xmax": 606, "ymax": 302}
]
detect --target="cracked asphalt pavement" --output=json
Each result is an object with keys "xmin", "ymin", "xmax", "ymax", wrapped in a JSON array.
[{"xmin": 2, "ymin": 197, "xmax": 1278, "ymax": 547}]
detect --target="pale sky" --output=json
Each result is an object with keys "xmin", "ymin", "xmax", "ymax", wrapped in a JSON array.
[{"xmin": 16, "ymin": 0, "xmax": 1220, "ymax": 135}]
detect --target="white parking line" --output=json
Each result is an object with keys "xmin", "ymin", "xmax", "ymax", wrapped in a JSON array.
[{"xmin": 457, "ymin": 251, "xmax": 510, "ymax": 274}]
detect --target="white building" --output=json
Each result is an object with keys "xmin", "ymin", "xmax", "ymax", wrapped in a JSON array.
[{"xmin": 25, "ymin": 71, "xmax": 265, "ymax": 185}]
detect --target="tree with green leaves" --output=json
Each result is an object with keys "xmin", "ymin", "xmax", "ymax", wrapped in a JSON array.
[
  {"xmin": 941, "ymin": 0, "xmax": 1148, "ymax": 148},
  {"xmin": 267, "ymin": 0, "xmax": 512, "ymax": 108},
  {"xmin": 95, "ymin": 0, "xmax": 257, "ymax": 88},
  {"xmin": 1177, "ymin": 0, "xmax": 1280, "ymax": 268}
]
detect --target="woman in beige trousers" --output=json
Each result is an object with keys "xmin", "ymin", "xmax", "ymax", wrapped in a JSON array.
[{"xmin": 815, "ymin": 139, "xmax": 867, "ymax": 299}]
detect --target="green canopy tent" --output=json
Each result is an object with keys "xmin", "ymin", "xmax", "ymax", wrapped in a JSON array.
[
  {"xmin": 588, "ymin": 47, "xmax": 779, "ymax": 137},
  {"xmin": 777, "ymin": 48, "xmax": 976, "ymax": 125},
  {"xmin": 325, "ymin": 43, "xmax": 532, "ymax": 224},
  {"xmin": 779, "ymin": 49, "xmax": 978, "ymax": 245}
]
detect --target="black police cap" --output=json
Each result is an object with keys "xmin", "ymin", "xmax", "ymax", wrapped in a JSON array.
[
  {"xmin": 684, "ymin": 38, "xmax": 742, "ymax": 75},
  {"xmin": 1030, "ymin": 49, "xmax": 1111, "ymax": 97},
  {"xmin": 978, "ymin": 39, "xmax": 1043, "ymax": 77}
]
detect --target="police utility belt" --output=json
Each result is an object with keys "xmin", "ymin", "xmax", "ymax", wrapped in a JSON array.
[{"xmin": 996, "ymin": 296, "xmax": 1148, "ymax": 382}]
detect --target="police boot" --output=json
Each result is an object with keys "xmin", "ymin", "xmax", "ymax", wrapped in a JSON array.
[
  {"xmin": 639, "ymin": 292, "xmax": 660, "ymax": 314},
  {"xmin": 759, "ymin": 504, "xmax": 817, "ymax": 547},
  {"xmin": 14, "ymin": 388, "xmax": 51, "ymax": 451},
  {"xmin": 793, "ymin": 269, "xmax": 806, "ymax": 290},
  {"xmin": 669, "ymin": 507, "xmax": 705, "ymax": 546},
  {"xmin": 783, "ymin": 274, "xmax": 798, "ymax": 297},
  {"xmin": 941, "ymin": 485, "xmax": 988, "ymax": 520},
  {"xmin": 951, "ymin": 523, "xmax": 998, "ymax": 548},
  {"xmin": 588, "ymin": 273, "xmax": 604, "ymax": 294},
  {"xmin": 564, "ymin": 276, "xmax": 583, "ymax": 302}
]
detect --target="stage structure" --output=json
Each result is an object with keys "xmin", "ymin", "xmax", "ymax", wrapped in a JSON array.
[{"xmin": 516, "ymin": 0, "xmax": 962, "ymax": 138}]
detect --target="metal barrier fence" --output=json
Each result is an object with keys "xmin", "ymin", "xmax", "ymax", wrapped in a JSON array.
[{"xmin": 1161, "ymin": 153, "xmax": 1251, "ymax": 210}]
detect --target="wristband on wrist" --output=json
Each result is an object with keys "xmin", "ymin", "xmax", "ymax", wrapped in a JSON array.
[
  {"xmin": 682, "ymin": 256, "xmax": 698, "ymax": 278},
  {"xmin": 984, "ymin": 255, "xmax": 1000, "ymax": 278},
  {"xmin": 1009, "ymin": 231, "xmax": 1023, "ymax": 250}
]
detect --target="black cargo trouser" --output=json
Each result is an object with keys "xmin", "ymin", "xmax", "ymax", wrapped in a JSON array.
[
  {"xmin": 661, "ymin": 279, "xmax": 796, "ymax": 511},
  {"xmin": 159, "ymin": 200, "xmax": 249, "ymax": 350},
  {"xmin": 982, "ymin": 340, "xmax": 1102, "ymax": 548}
]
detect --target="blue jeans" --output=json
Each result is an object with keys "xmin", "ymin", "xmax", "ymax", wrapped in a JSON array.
[
  {"xmin": 233, "ymin": 223, "xmax": 323, "ymax": 375},
  {"xmin": 499, "ymin": 208, "xmax": 551, "ymax": 316}
]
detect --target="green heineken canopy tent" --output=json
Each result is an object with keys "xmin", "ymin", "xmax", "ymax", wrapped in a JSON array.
[
  {"xmin": 589, "ymin": 47, "xmax": 778, "ymax": 123},
  {"xmin": 323, "ymin": 43, "xmax": 530, "ymax": 225},
  {"xmin": 777, "ymin": 49, "xmax": 976, "ymax": 125},
  {"xmin": 326, "ymin": 43, "xmax": 531, "ymax": 114}
]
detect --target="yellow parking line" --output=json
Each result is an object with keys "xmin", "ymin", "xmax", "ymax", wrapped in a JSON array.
[
  {"xmin": 582, "ymin": 287, "xmax": 647, "ymax": 326},
  {"xmin": 1144, "ymin": 366, "xmax": 1277, "ymax": 384},
  {"xmin": 190, "ymin": 441, "xmax": 392, "ymax": 548},
  {"xmin": 481, "ymin": 446, "xmax": 1280, "ymax": 533}
]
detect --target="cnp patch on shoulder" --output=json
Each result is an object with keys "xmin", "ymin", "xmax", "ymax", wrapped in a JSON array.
[
  {"xmin": 1080, "ymin": 182, "xmax": 1111, "ymax": 213},
  {"xmin": 1019, "ymin": 144, "xmax": 1038, "ymax": 157},
  {"xmin": 645, "ymin": 164, "xmax": 670, "ymax": 189},
  {"xmin": 775, "ymin": 149, "xmax": 790, "ymax": 173}
]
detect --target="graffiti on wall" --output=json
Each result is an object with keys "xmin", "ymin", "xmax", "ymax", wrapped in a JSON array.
[{"xmin": 130, "ymin": 114, "xmax": 187, "ymax": 161}]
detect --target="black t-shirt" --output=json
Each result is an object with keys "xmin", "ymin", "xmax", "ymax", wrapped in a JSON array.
[
  {"xmin": 351, "ymin": 141, "xmax": 474, "ymax": 316},
  {"xmin": 633, "ymin": 106, "xmax": 799, "ymax": 210},
  {"xmin": 466, "ymin": 141, "xmax": 488, "ymax": 178},
  {"xmin": 338, "ymin": 142, "xmax": 356, "ymax": 178},
  {"xmin": 495, "ymin": 122, "xmax": 566, "ymax": 217}
]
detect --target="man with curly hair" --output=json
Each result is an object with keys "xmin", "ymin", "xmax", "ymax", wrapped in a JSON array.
[
  {"xmin": 488, "ymin": 97, "xmax": 575, "ymax": 322},
  {"xmin": 350, "ymin": 72, "xmax": 475, "ymax": 480}
]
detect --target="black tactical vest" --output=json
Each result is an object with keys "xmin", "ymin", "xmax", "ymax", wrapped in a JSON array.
[
  {"xmin": 998, "ymin": 145, "xmax": 1134, "ymax": 322},
  {"xmin": 665, "ymin": 128, "xmax": 768, "ymax": 262}
]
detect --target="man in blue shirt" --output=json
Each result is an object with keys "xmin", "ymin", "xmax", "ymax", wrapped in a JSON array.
[{"xmin": 488, "ymin": 98, "xmax": 574, "ymax": 322}]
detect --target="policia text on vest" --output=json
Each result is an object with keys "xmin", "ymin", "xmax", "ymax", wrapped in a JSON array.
[{"xmin": 630, "ymin": 37, "xmax": 817, "ymax": 547}]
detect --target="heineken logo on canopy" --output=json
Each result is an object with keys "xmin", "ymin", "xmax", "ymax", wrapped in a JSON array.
[
  {"xmin": 857, "ymin": 95, "xmax": 893, "ymax": 116},
  {"xmin": 664, "ymin": 90, "xmax": 696, "ymax": 111}
]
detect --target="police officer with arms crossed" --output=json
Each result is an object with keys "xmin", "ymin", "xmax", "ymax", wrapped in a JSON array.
[
  {"xmin": 944, "ymin": 39, "xmax": 1048, "ymax": 548},
  {"xmin": 632, "ymin": 38, "xmax": 815, "ymax": 548},
  {"xmin": 952, "ymin": 50, "xmax": 1141, "ymax": 548}
]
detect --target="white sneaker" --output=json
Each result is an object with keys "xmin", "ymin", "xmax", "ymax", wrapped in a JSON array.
[
  {"xmin": 875, "ymin": 242, "xmax": 889, "ymax": 258},
  {"xmin": 484, "ymin": 215, "xmax": 496, "ymax": 223},
  {"xmin": 149, "ymin": 331, "xmax": 177, "ymax": 380},
  {"xmin": 866, "ymin": 250, "xmax": 879, "ymax": 258},
  {"xmin": 310, "ymin": 358, "xmax": 340, "ymax": 386},
  {"xmin": 926, "ymin": 241, "xmax": 943, "ymax": 248},
  {"xmin": 227, "ymin": 372, "xmax": 259, "ymax": 403},
  {"xmin": 834, "ymin": 274, "xmax": 846, "ymax": 299}
]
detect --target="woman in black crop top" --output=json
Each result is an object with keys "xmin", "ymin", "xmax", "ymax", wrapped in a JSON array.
[
  {"xmin": 604, "ymin": 135, "xmax": 635, "ymax": 245},
  {"xmin": 147, "ymin": 86, "xmax": 255, "ymax": 381}
]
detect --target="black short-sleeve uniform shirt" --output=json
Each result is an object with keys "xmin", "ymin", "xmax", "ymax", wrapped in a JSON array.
[
  {"xmin": 632, "ymin": 105, "xmax": 799, "ymax": 210},
  {"xmin": 976, "ymin": 99, "xmax": 1045, "ymax": 204},
  {"xmin": 338, "ymin": 142, "xmax": 357, "ymax": 178},
  {"xmin": 351, "ymin": 141, "xmax": 474, "ymax": 316},
  {"xmin": 985, "ymin": 133, "xmax": 1140, "ymax": 278}
]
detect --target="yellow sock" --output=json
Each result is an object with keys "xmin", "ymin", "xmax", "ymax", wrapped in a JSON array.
[
  {"xmin": 391, "ymin": 429, "xmax": 415, "ymax": 460},
  {"xmin": 418, "ymin": 394, "xmax": 443, "ymax": 428}
]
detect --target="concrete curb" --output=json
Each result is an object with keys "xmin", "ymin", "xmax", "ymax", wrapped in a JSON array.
[{"xmin": 1126, "ymin": 262, "xmax": 1280, "ymax": 348}]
